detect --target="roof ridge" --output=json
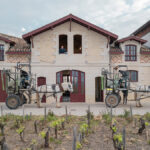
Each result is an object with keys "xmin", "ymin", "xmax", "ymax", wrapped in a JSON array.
[{"xmin": 23, "ymin": 13, "xmax": 118, "ymax": 42}]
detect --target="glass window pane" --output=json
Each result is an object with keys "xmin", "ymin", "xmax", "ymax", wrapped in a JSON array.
[
  {"xmin": 72, "ymin": 71, "xmax": 78, "ymax": 93},
  {"xmin": 81, "ymin": 72, "xmax": 84, "ymax": 94},
  {"xmin": 56, "ymin": 73, "xmax": 60, "ymax": 84},
  {"xmin": 130, "ymin": 71, "xmax": 137, "ymax": 82}
]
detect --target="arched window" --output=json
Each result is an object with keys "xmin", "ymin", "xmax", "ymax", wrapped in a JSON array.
[
  {"xmin": 125, "ymin": 45, "xmax": 137, "ymax": 61},
  {"xmin": 59, "ymin": 35, "xmax": 67, "ymax": 54},
  {"xmin": 128, "ymin": 70, "xmax": 138, "ymax": 82},
  {"xmin": 74, "ymin": 35, "xmax": 82, "ymax": 54}
]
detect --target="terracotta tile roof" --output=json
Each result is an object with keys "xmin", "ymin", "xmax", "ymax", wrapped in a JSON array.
[
  {"xmin": 140, "ymin": 46, "xmax": 150, "ymax": 54},
  {"xmin": 117, "ymin": 36, "xmax": 147, "ymax": 44},
  {"xmin": 109, "ymin": 47, "xmax": 123, "ymax": 54},
  {"xmin": 0, "ymin": 33, "xmax": 31, "ymax": 54},
  {"xmin": 23, "ymin": 14, "xmax": 118, "ymax": 42},
  {"xmin": 0, "ymin": 36, "xmax": 15, "ymax": 44},
  {"xmin": 131, "ymin": 20, "xmax": 150, "ymax": 36}
]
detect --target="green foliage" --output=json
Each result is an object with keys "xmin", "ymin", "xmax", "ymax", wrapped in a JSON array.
[
  {"xmin": 111, "ymin": 125, "xmax": 117, "ymax": 133},
  {"xmin": 16, "ymin": 116, "xmax": 24, "ymax": 123},
  {"xmin": 47, "ymin": 110, "xmax": 57, "ymax": 122},
  {"xmin": 39, "ymin": 131, "xmax": 46, "ymax": 139},
  {"xmin": 86, "ymin": 110, "xmax": 94, "ymax": 120},
  {"xmin": 31, "ymin": 139, "xmax": 37, "ymax": 145},
  {"xmin": 145, "ymin": 122, "xmax": 149, "ymax": 126},
  {"xmin": 13, "ymin": 116, "xmax": 24, "ymax": 129},
  {"xmin": 113, "ymin": 134, "xmax": 123, "ymax": 143},
  {"xmin": 0, "ymin": 116, "xmax": 7, "ymax": 122},
  {"xmin": 0, "ymin": 115, "xmax": 10, "ymax": 122},
  {"xmin": 148, "ymin": 140, "xmax": 150, "ymax": 145},
  {"xmin": 49, "ymin": 137, "xmax": 62, "ymax": 144},
  {"xmin": 54, "ymin": 139, "xmax": 62, "ymax": 144},
  {"xmin": 25, "ymin": 115, "xmax": 31, "ymax": 121},
  {"xmin": 16, "ymin": 126, "xmax": 25, "ymax": 134},
  {"xmin": 123, "ymin": 110, "xmax": 130, "ymax": 119},
  {"xmin": 63, "ymin": 130, "xmax": 68, "ymax": 135},
  {"xmin": 51, "ymin": 120, "xmax": 60, "ymax": 128},
  {"xmin": 80, "ymin": 123, "xmax": 88, "ymax": 133},
  {"xmin": 50, "ymin": 118, "xmax": 65, "ymax": 128},
  {"xmin": 50, "ymin": 137, "xmax": 55, "ymax": 142},
  {"xmin": 26, "ymin": 148, "xmax": 31, "ymax": 150},
  {"xmin": 102, "ymin": 113, "xmax": 111, "ymax": 124},
  {"xmin": 144, "ymin": 112, "xmax": 150, "ymax": 121},
  {"xmin": 47, "ymin": 115, "xmax": 57, "ymax": 122},
  {"xmin": 76, "ymin": 141, "xmax": 82, "ymax": 149}
]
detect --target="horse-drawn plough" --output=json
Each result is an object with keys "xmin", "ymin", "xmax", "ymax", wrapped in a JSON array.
[
  {"xmin": 102, "ymin": 65, "xmax": 150, "ymax": 108},
  {"xmin": 1, "ymin": 62, "xmax": 73, "ymax": 109}
]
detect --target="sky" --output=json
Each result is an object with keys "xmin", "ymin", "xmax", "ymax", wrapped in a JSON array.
[{"xmin": 0, "ymin": 0, "xmax": 150, "ymax": 38}]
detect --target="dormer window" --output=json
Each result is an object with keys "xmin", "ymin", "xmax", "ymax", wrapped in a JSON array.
[
  {"xmin": 0, "ymin": 45, "xmax": 4, "ymax": 61},
  {"xmin": 74, "ymin": 35, "xmax": 82, "ymax": 54},
  {"xmin": 59, "ymin": 35, "xmax": 67, "ymax": 54},
  {"xmin": 125, "ymin": 45, "xmax": 137, "ymax": 61}
]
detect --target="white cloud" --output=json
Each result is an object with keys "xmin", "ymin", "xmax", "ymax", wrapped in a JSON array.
[
  {"xmin": 21, "ymin": 27, "xmax": 26, "ymax": 32},
  {"xmin": 0, "ymin": 0, "xmax": 150, "ymax": 38}
]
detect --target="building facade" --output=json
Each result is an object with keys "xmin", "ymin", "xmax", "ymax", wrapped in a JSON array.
[
  {"xmin": 0, "ymin": 33, "xmax": 30, "ymax": 102},
  {"xmin": 0, "ymin": 14, "xmax": 150, "ymax": 103}
]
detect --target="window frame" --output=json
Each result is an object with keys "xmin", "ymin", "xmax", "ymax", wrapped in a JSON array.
[
  {"xmin": 73, "ymin": 34, "xmax": 82, "ymax": 54},
  {"xmin": 0, "ymin": 44, "xmax": 4, "ymax": 61},
  {"xmin": 125, "ymin": 45, "xmax": 137, "ymax": 61},
  {"xmin": 128, "ymin": 70, "xmax": 138, "ymax": 82},
  {"xmin": 59, "ymin": 34, "xmax": 68, "ymax": 54}
]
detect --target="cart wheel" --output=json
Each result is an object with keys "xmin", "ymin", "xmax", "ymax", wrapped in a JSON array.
[
  {"xmin": 105, "ymin": 94, "xmax": 120, "ymax": 108},
  {"xmin": 6, "ymin": 94, "xmax": 20, "ymax": 109}
]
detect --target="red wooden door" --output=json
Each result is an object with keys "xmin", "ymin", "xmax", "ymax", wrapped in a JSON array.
[
  {"xmin": 0, "ymin": 70, "xmax": 7, "ymax": 102},
  {"xmin": 37, "ymin": 77, "xmax": 46, "ymax": 103},
  {"xmin": 56, "ymin": 70, "xmax": 85, "ymax": 102},
  {"xmin": 70, "ymin": 71, "xmax": 85, "ymax": 102}
]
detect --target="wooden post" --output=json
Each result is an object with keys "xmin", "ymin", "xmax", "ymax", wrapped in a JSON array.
[
  {"xmin": 72, "ymin": 127, "xmax": 77, "ymax": 150},
  {"xmin": 87, "ymin": 105, "xmax": 91, "ymax": 128},
  {"xmin": 55, "ymin": 125, "xmax": 58, "ymax": 139},
  {"xmin": 45, "ymin": 127, "xmax": 50, "ymax": 148},
  {"xmin": 34, "ymin": 120, "xmax": 38, "ymax": 134},
  {"xmin": 36, "ymin": 92, "xmax": 40, "ymax": 108},
  {"xmin": 130, "ymin": 105, "xmax": 133, "ymax": 119},
  {"xmin": 23, "ymin": 105, "xmax": 25, "ymax": 120},
  {"xmin": 122, "ymin": 126, "xmax": 126, "ymax": 150},
  {"xmin": 30, "ymin": 112, "xmax": 32, "ymax": 118},
  {"xmin": 1, "ymin": 105, "xmax": 3, "ymax": 116},
  {"xmin": 44, "ymin": 107, "xmax": 47, "ymax": 120},
  {"xmin": 65, "ymin": 105, "xmax": 68, "ymax": 122},
  {"xmin": 110, "ymin": 105, "xmax": 112, "ymax": 123},
  {"xmin": 78, "ymin": 132, "xmax": 82, "ymax": 142}
]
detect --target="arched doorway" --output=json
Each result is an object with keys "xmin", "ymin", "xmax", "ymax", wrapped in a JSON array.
[
  {"xmin": 56, "ymin": 70, "xmax": 85, "ymax": 102},
  {"xmin": 37, "ymin": 77, "xmax": 46, "ymax": 103}
]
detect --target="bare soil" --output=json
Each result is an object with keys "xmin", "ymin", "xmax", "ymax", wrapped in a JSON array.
[{"xmin": 0, "ymin": 113, "xmax": 150, "ymax": 150}]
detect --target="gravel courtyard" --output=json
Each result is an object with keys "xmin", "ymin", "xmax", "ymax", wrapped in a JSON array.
[{"xmin": 1, "ymin": 99, "xmax": 150, "ymax": 116}]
